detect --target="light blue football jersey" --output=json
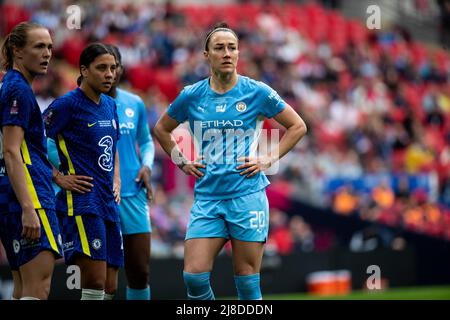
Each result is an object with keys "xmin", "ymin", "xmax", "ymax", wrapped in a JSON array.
[
  {"xmin": 167, "ymin": 75, "xmax": 286, "ymax": 200},
  {"xmin": 115, "ymin": 88, "xmax": 154, "ymax": 197}
]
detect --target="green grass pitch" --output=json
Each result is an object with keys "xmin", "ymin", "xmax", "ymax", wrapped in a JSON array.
[{"xmin": 261, "ymin": 286, "xmax": 450, "ymax": 300}]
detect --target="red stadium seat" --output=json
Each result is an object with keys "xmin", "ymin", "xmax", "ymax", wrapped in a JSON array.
[
  {"xmin": 152, "ymin": 68, "xmax": 180, "ymax": 102},
  {"xmin": 284, "ymin": 8, "xmax": 307, "ymax": 30},
  {"xmin": 1, "ymin": 3, "xmax": 31, "ymax": 33},
  {"xmin": 347, "ymin": 19, "xmax": 368, "ymax": 45},
  {"xmin": 434, "ymin": 49, "xmax": 450, "ymax": 69},
  {"xmin": 409, "ymin": 42, "xmax": 428, "ymax": 65},
  {"xmin": 127, "ymin": 65, "xmax": 180, "ymax": 101},
  {"xmin": 60, "ymin": 35, "xmax": 86, "ymax": 68},
  {"xmin": 391, "ymin": 149, "xmax": 406, "ymax": 172},
  {"xmin": 127, "ymin": 64, "xmax": 155, "ymax": 92}
]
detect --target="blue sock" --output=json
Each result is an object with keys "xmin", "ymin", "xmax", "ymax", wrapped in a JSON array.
[
  {"xmin": 234, "ymin": 274, "xmax": 262, "ymax": 300},
  {"xmin": 183, "ymin": 271, "xmax": 215, "ymax": 300},
  {"xmin": 126, "ymin": 286, "xmax": 151, "ymax": 300}
]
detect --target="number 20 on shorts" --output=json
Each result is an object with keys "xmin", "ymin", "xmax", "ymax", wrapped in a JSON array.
[{"xmin": 250, "ymin": 211, "xmax": 265, "ymax": 232}]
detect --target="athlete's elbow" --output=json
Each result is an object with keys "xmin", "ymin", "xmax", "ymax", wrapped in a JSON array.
[
  {"xmin": 3, "ymin": 147, "xmax": 21, "ymax": 166},
  {"xmin": 292, "ymin": 119, "xmax": 307, "ymax": 141},
  {"xmin": 299, "ymin": 120, "xmax": 307, "ymax": 137},
  {"xmin": 3, "ymin": 149, "xmax": 12, "ymax": 164},
  {"xmin": 3, "ymin": 145, "xmax": 19, "ymax": 160},
  {"xmin": 152, "ymin": 123, "xmax": 163, "ymax": 143}
]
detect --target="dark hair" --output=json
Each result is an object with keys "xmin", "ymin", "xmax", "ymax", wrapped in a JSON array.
[
  {"xmin": 104, "ymin": 44, "xmax": 122, "ymax": 66},
  {"xmin": 204, "ymin": 22, "xmax": 238, "ymax": 51},
  {"xmin": 77, "ymin": 43, "xmax": 114, "ymax": 86},
  {"xmin": 1, "ymin": 22, "xmax": 47, "ymax": 71}
]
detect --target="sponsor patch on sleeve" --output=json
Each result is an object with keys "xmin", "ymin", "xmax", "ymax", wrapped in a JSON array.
[{"xmin": 10, "ymin": 99, "xmax": 19, "ymax": 115}]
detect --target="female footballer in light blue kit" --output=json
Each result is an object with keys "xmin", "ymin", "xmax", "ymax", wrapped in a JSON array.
[
  {"xmin": 154, "ymin": 22, "xmax": 307, "ymax": 300},
  {"xmin": 106, "ymin": 44, "xmax": 155, "ymax": 300}
]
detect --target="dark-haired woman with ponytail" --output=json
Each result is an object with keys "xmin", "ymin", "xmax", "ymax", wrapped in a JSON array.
[
  {"xmin": 43, "ymin": 43, "xmax": 123, "ymax": 300},
  {"xmin": 0, "ymin": 22, "xmax": 63, "ymax": 300},
  {"xmin": 154, "ymin": 22, "xmax": 307, "ymax": 300}
]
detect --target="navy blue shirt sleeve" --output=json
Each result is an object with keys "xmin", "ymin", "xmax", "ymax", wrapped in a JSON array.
[
  {"xmin": 1, "ymin": 85, "xmax": 34, "ymax": 129},
  {"xmin": 257, "ymin": 82, "xmax": 286, "ymax": 118},
  {"xmin": 167, "ymin": 88, "xmax": 189, "ymax": 123},
  {"xmin": 43, "ymin": 98, "xmax": 72, "ymax": 140}
]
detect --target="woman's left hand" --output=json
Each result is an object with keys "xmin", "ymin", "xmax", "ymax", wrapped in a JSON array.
[
  {"xmin": 113, "ymin": 178, "xmax": 121, "ymax": 205},
  {"xmin": 136, "ymin": 166, "xmax": 153, "ymax": 202},
  {"xmin": 54, "ymin": 173, "xmax": 94, "ymax": 194},
  {"xmin": 236, "ymin": 156, "xmax": 274, "ymax": 178}
]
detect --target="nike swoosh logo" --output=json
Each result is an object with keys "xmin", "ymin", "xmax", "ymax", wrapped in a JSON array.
[{"xmin": 88, "ymin": 122, "xmax": 97, "ymax": 127}]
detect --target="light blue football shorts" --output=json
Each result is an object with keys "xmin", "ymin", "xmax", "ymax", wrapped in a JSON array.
[
  {"xmin": 119, "ymin": 189, "xmax": 151, "ymax": 235},
  {"xmin": 186, "ymin": 188, "xmax": 269, "ymax": 242}
]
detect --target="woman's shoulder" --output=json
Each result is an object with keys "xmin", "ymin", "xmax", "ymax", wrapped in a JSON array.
[
  {"xmin": 238, "ymin": 75, "xmax": 270, "ymax": 91},
  {"xmin": 101, "ymin": 92, "xmax": 115, "ymax": 105},
  {"xmin": 182, "ymin": 78, "xmax": 209, "ymax": 97},
  {"xmin": 2, "ymin": 75, "xmax": 32, "ymax": 97},
  {"xmin": 49, "ymin": 89, "xmax": 79, "ymax": 109},
  {"xmin": 117, "ymin": 88, "xmax": 143, "ymax": 105}
]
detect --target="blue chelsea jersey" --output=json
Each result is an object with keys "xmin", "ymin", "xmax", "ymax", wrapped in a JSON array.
[
  {"xmin": 43, "ymin": 88, "xmax": 120, "ymax": 221},
  {"xmin": 0, "ymin": 70, "xmax": 55, "ymax": 214},
  {"xmin": 167, "ymin": 75, "xmax": 286, "ymax": 200}
]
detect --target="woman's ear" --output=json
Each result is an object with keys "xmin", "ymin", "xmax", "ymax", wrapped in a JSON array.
[
  {"xmin": 13, "ymin": 46, "xmax": 23, "ymax": 60},
  {"xmin": 80, "ymin": 65, "xmax": 88, "ymax": 79}
]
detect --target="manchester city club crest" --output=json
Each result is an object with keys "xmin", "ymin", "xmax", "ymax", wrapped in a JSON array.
[
  {"xmin": 125, "ymin": 108, "xmax": 134, "ymax": 118},
  {"xmin": 236, "ymin": 101, "xmax": 247, "ymax": 112}
]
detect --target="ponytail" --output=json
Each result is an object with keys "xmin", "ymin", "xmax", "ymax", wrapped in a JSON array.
[{"xmin": 1, "ymin": 34, "xmax": 14, "ymax": 71}]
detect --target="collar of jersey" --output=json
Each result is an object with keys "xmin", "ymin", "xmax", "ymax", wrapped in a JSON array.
[
  {"xmin": 76, "ymin": 87, "xmax": 103, "ymax": 106},
  {"xmin": 207, "ymin": 74, "xmax": 240, "ymax": 97}
]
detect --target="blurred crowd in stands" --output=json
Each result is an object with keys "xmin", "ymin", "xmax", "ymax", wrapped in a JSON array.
[{"xmin": 0, "ymin": 0, "xmax": 449, "ymax": 260}]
